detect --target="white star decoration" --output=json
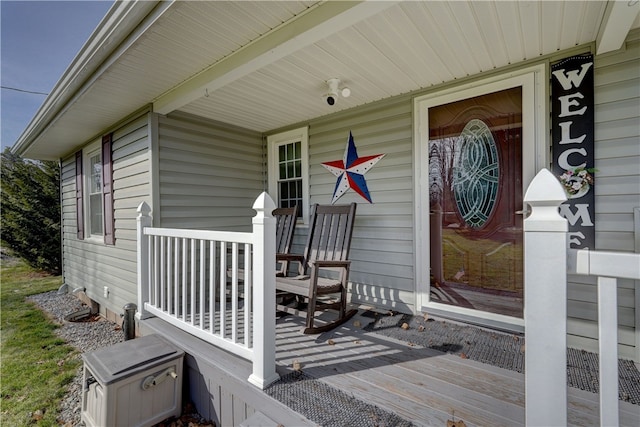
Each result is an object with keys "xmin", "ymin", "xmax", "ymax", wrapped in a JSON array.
[{"xmin": 322, "ymin": 132, "xmax": 385, "ymax": 204}]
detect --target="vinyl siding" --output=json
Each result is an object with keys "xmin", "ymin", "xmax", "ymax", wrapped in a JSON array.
[
  {"xmin": 566, "ymin": 33, "xmax": 640, "ymax": 360},
  {"xmin": 290, "ymin": 97, "xmax": 417, "ymax": 313},
  {"xmin": 157, "ymin": 112, "xmax": 264, "ymax": 231},
  {"xmin": 61, "ymin": 114, "xmax": 151, "ymax": 315}
]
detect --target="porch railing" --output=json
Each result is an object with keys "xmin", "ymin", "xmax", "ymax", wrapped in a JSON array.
[
  {"xmin": 524, "ymin": 168, "xmax": 640, "ymax": 427},
  {"xmin": 135, "ymin": 193, "xmax": 279, "ymax": 389}
]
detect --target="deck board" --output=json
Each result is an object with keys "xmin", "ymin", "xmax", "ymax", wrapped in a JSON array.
[
  {"xmin": 274, "ymin": 312, "xmax": 640, "ymax": 427},
  {"xmin": 144, "ymin": 311, "xmax": 639, "ymax": 426}
]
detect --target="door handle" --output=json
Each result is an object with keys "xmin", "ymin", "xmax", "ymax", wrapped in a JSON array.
[{"xmin": 515, "ymin": 209, "xmax": 531, "ymax": 215}]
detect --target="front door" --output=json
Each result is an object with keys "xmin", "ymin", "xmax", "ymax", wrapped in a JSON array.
[
  {"xmin": 429, "ymin": 87, "xmax": 523, "ymax": 318},
  {"xmin": 415, "ymin": 67, "xmax": 545, "ymax": 327}
]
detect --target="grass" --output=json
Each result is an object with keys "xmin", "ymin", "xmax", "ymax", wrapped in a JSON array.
[{"xmin": 1, "ymin": 255, "xmax": 79, "ymax": 426}]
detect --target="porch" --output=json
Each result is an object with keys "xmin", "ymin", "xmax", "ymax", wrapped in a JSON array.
[
  {"xmin": 140, "ymin": 309, "xmax": 640, "ymax": 427},
  {"xmin": 134, "ymin": 170, "xmax": 640, "ymax": 426}
]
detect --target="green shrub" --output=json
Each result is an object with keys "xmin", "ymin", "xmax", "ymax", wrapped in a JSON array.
[{"xmin": 1, "ymin": 148, "xmax": 61, "ymax": 274}]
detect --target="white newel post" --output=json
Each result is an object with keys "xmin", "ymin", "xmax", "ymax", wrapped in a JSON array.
[
  {"xmin": 136, "ymin": 202, "xmax": 153, "ymax": 320},
  {"xmin": 597, "ymin": 276, "xmax": 619, "ymax": 427},
  {"xmin": 248, "ymin": 192, "xmax": 280, "ymax": 389},
  {"xmin": 523, "ymin": 168, "xmax": 569, "ymax": 426}
]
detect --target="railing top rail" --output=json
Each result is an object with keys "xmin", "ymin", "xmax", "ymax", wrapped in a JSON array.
[
  {"xmin": 143, "ymin": 226, "xmax": 255, "ymax": 244},
  {"xmin": 568, "ymin": 248, "xmax": 640, "ymax": 280}
]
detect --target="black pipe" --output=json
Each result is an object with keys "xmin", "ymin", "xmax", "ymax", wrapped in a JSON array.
[{"xmin": 122, "ymin": 303, "xmax": 137, "ymax": 340}]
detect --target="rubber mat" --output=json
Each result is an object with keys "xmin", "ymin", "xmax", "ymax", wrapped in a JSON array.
[{"xmin": 265, "ymin": 371, "xmax": 414, "ymax": 427}]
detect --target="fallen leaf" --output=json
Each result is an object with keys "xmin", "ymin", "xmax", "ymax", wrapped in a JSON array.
[
  {"xmin": 353, "ymin": 340, "xmax": 361, "ymax": 345},
  {"xmin": 460, "ymin": 353, "xmax": 468, "ymax": 359},
  {"xmin": 418, "ymin": 325, "xmax": 425, "ymax": 332},
  {"xmin": 327, "ymin": 339, "xmax": 335, "ymax": 345},
  {"xmin": 292, "ymin": 360, "xmax": 302, "ymax": 371},
  {"xmin": 353, "ymin": 320, "xmax": 361, "ymax": 328},
  {"xmin": 423, "ymin": 312, "xmax": 430, "ymax": 321},
  {"xmin": 520, "ymin": 344, "xmax": 526, "ymax": 353},
  {"xmin": 401, "ymin": 322, "xmax": 410, "ymax": 330}
]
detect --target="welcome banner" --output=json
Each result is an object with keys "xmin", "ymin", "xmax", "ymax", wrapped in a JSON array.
[{"xmin": 551, "ymin": 54, "xmax": 595, "ymax": 249}]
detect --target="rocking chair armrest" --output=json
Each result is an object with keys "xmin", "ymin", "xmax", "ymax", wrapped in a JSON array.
[
  {"xmin": 308, "ymin": 260, "xmax": 351, "ymax": 269},
  {"xmin": 276, "ymin": 253, "xmax": 305, "ymax": 263}
]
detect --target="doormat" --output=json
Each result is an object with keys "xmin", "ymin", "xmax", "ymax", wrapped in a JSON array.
[
  {"xmin": 363, "ymin": 312, "xmax": 640, "ymax": 405},
  {"xmin": 265, "ymin": 370, "xmax": 414, "ymax": 427}
]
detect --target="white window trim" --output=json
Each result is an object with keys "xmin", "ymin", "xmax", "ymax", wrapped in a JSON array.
[
  {"xmin": 83, "ymin": 138, "xmax": 104, "ymax": 242},
  {"xmin": 413, "ymin": 63, "xmax": 548, "ymax": 330},
  {"xmin": 267, "ymin": 127, "xmax": 309, "ymax": 224}
]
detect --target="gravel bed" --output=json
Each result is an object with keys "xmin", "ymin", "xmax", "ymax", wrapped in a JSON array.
[
  {"xmin": 27, "ymin": 291, "xmax": 125, "ymax": 426},
  {"xmin": 27, "ymin": 291, "xmax": 213, "ymax": 427}
]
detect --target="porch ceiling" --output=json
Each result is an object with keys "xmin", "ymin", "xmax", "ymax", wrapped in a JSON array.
[{"xmin": 14, "ymin": 0, "xmax": 640, "ymax": 161}]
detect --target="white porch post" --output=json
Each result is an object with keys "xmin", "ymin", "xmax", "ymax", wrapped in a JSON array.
[
  {"xmin": 136, "ymin": 202, "xmax": 153, "ymax": 320},
  {"xmin": 597, "ymin": 276, "xmax": 619, "ymax": 427},
  {"xmin": 523, "ymin": 168, "xmax": 568, "ymax": 426},
  {"xmin": 248, "ymin": 192, "xmax": 280, "ymax": 389}
]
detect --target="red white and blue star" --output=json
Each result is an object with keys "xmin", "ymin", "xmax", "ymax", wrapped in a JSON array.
[{"xmin": 322, "ymin": 132, "xmax": 385, "ymax": 204}]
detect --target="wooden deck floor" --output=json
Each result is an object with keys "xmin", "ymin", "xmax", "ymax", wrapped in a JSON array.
[{"xmin": 274, "ymin": 311, "xmax": 640, "ymax": 427}]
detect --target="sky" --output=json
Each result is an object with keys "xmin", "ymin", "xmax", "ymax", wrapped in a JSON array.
[{"xmin": 1, "ymin": 0, "xmax": 113, "ymax": 151}]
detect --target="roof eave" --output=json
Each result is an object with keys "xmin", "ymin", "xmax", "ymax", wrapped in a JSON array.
[{"xmin": 12, "ymin": 0, "xmax": 162, "ymax": 160}]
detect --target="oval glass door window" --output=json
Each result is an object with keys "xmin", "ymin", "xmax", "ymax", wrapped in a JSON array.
[{"xmin": 453, "ymin": 119, "xmax": 500, "ymax": 229}]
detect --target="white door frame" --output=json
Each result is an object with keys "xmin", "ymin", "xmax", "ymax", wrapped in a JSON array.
[{"xmin": 413, "ymin": 64, "xmax": 548, "ymax": 331}]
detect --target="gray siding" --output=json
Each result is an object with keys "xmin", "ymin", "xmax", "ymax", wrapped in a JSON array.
[
  {"xmin": 157, "ymin": 112, "xmax": 264, "ymax": 231},
  {"xmin": 567, "ymin": 32, "xmax": 640, "ymax": 360},
  {"xmin": 61, "ymin": 114, "xmax": 151, "ymax": 316},
  {"xmin": 300, "ymin": 97, "xmax": 416, "ymax": 313}
]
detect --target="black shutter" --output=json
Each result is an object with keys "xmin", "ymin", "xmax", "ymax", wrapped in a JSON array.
[
  {"xmin": 75, "ymin": 150, "xmax": 84, "ymax": 240},
  {"xmin": 102, "ymin": 134, "xmax": 115, "ymax": 245}
]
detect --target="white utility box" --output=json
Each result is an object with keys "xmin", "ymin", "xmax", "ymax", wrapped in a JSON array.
[{"xmin": 81, "ymin": 334, "xmax": 184, "ymax": 427}]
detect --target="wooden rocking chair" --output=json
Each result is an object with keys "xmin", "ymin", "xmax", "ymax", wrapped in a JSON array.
[
  {"xmin": 275, "ymin": 203, "xmax": 358, "ymax": 334},
  {"xmin": 273, "ymin": 205, "xmax": 299, "ymax": 276}
]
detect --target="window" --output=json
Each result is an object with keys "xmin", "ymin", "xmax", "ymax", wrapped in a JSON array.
[
  {"xmin": 76, "ymin": 133, "xmax": 114, "ymax": 244},
  {"xmin": 87, "ymin": 148, "xmax": 103, "ymax": 236},
  {"xmin": 267, "ymin": 127, "xmax": 309, "ymax": 223}
]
